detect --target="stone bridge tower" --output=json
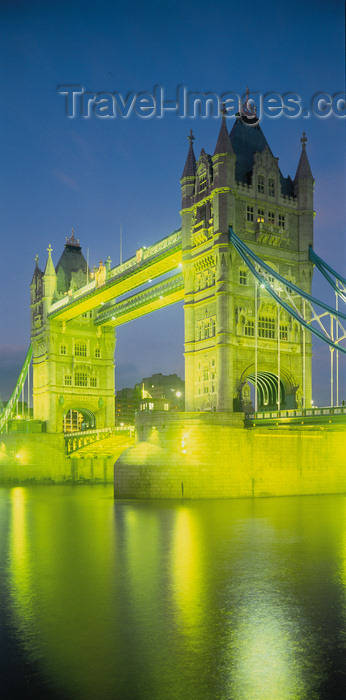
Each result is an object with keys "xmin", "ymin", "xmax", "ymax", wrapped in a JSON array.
[
  {"xmin": 30, "ymin": 232, "xmax": 115, "ymax": 433},
  {"xmin": 180, "ymin": 101, "xmax": 314, "ymax": 412}
]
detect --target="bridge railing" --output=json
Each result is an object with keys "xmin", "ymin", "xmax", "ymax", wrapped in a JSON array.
[
  {"xmin": 246, "ymin": 406, "xmax": 346, "ymax": 422},
  {"xmin": 64, "ymin": 425, "xmax": 134, "ymax": 455}
]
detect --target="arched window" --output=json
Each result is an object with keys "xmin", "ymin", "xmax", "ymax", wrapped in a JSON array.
[
  {"xmin": 258, "ymin": 175, "xmax": 264, "ymax": 193},
  {"xmin": 198, "ymin": 167, "xmax": 207, "ymax": 192},
  {"xmin": 268, "ymin": 178, "xmax": 275, "ymax": 197},
  {"xmin": 74, "ymin": 341, "xmax": 87, "ymax": 357},
  {"xmin": 74, "ymin": 372, "xmax": 88, "ymax": 387},
  {"xmin": 258, "ymin": 316, "xmax": 275, "ymax": 339}
]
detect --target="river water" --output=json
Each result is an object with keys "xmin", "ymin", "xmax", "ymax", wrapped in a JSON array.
[{"xmin": 0, "ymin": 486, "xmax": 345, "ymax": 699}]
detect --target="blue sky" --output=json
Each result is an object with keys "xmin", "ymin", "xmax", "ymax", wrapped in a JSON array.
[{"xmin": 0, "ymin": 0, "xmax": 345, "ymax": 404}]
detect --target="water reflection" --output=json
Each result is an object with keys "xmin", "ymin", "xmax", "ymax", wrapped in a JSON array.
[{"xmin": 0, "ymin": 488, "xmax": 345, "ymax": 699}]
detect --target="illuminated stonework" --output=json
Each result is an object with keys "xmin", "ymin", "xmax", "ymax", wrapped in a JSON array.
[
  {"xmin": 180, "ymin": 116, "xmax": 314, "ymax": 412},
  {"xmin": 30, "ymin": 237, "xmax": 115, "ymax": 433}
]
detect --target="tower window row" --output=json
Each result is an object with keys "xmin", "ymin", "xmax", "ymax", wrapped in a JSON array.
[
  {"xmin": 246, "ymin": 206, "xmax": 285, "ymax": 228},
  {"xmin": 196, "ymin": 316, "xmax": 216, "ymax": 341},
  {"xmin": 257, "ymin": 175, "xmax": 275, "ymax": 196},
  {"xmin": 64, "ymin": 373, "xmax": 98, "ymax": 387},
  {"xmin": 195, "ymin": 267, "xmax": 215, "ymax": 291},
  {"xmin": 60, "ymin": 344, "xmax": 101, "ymax": 358},
  {"xmin": 243, "ymin": 317, "xmax": 289, "ymax": 340}
]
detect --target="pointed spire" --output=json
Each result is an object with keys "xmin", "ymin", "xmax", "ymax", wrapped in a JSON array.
[
  {"xmin": 295, "ymin": 132, "xmax": 313, "ymax": 180},
  {"xmin": 31, "ymin": 254, "xmax": 43, "ymax": 284},
  {"xmin": 44, "ymin": 244, "xmax": 56, "ymax": 277},
  {"xmin": 181, "ymin": 129, "xmax": 196, "ymax": 179},
  {"xmin": 214, "ymin": 104, "xmax": 233, "ymax": 156}
]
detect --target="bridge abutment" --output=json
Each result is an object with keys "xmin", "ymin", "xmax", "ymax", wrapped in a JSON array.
[{"xmin": 114, "ymin": 411, "xmax": 346, "ymax": 499}]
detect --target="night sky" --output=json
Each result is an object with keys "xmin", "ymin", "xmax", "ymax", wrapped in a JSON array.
[{"xmin": 0, "ymin": 0, "xmax": 345, "ymax": 404}]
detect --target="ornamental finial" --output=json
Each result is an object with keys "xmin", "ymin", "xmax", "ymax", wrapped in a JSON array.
[
  {"xmin": 301, "ymin": 131, "xmax": 307, "ymax": 148},
  {"xmin": 47, "ymin": 244, "xmax": 53, "ymax": 255},
  {"xmin": 187, "ymin": 129, "xmax": 195, "ymax": 144}
]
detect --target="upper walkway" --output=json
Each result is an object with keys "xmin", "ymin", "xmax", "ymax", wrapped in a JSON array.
[{"xmin": 48, "ymin": 229, "xmax": 182, "ymax": 323}]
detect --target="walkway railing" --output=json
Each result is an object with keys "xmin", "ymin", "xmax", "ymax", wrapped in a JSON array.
[
  {"xmin": 245, "ymin": 406, "xmax": 346, "ymax": 425},
  {"xmin": 64, "ymin": 425, "xmax": 134, "ymax": 455}
]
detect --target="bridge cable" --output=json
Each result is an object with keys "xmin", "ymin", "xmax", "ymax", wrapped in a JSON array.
[{"xmin": 228, "ymin": 229, "xmax": 346, "ymax": 354}]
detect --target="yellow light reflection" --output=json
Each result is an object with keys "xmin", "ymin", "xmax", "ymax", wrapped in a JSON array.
[
  {"xmin": 228, "ymin": 599, "xmax": 307, "ymax": 700},
  {"xmin": 8, "ymin": 488, "xmax": 37, "ymax": 643},
  {"xmin": 170, "ymin": 507, "xmax": 204, "ymax": 639}
]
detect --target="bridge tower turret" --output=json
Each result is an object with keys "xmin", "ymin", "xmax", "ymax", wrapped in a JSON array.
[
  {"xmin": 30, "ymin": 232, "xmax": 115, "ymax": 433},
  {"xmin": 181, "ymin": 99, "xmax": 314, "ymax": 413}
]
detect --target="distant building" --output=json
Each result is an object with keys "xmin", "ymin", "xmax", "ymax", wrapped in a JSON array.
[
  {"xmin": 115, "ymin": 386, "xmax": 141, "ymax": 426},
  {"xmin": 115, "ymin": 373, "xmax": 185, "ymax": 424},
  {"xmin": 136, "ymin": 373, "xmax": 185, "ymax": 410}
]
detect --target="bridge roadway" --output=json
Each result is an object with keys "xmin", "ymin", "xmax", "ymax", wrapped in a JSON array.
[{"xmin": 48, "ymin": 229, "xmax": 183, "ymax": 325}]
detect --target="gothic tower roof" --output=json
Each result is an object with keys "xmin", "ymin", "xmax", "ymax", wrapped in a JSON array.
[
  {"xmin": 31, "ymin": 255, "xmax": 43, "ymax": 285},
  {"xmin": 214, "ymin": 111, "xmax": 233, "ymax": 156},
  {"xmin": 229, "ymin": 117, "xmax": 294, "ymax": 196},
  {"xmin": 55, "ymin": 229, "xmax": 89, "ymax": 293},
  {"xmin": 294, "ymin": 132, "xmax": 313, "ymax": 180},
  {"xmin": 181, "ymin": 129, "xmax": 196, "ymax": 178}
]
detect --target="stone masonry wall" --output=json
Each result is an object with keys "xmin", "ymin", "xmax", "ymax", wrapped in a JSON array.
[{"xmin": 114, "ymin": 412, "xmax": 346, "ymax": 499}]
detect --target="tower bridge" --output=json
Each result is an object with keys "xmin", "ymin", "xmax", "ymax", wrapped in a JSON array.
[{"xmin": 1, "ymin": 99, "xmax": 345, "ymax": 446}]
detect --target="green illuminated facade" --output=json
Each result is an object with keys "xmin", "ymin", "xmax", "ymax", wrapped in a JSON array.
[{"xmin": 181, "ymin": 112, "xmax": 314, "ymax": 412}]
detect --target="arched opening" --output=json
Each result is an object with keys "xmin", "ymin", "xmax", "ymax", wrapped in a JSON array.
[
  {"xmin": 236, "ymin": 368, "xmax": 298, "ymax": 412},
  {"xmin": 246, "ymin": 371, "xmax": 286, "ymax": 410},
  {"xmin": 63, "ymin": 408, "xmax": 96, "ymax": 433}
]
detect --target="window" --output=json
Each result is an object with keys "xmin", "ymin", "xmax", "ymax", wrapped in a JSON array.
[
  {"xmin": 204, "ymin": 386, "xmax": 209, "ymax": 394},
  {"xmin": 257, "ymin": 209, "xmax": 264, "ymax": 223},
  {"xmin": 208, "ymin": 268, "xmax": 215, "ymax": 286},
  {"xmin": 258, "ymin": 175, "xmax": 264, "ymax": 194},
  {"xmin": 280, "ymin": 325, "xmax": 288, "ymax": 341},
  {"xmin": 90, "ymin": 377, "xmax": 97, "ymax": 387},
  {"xmin": 198, "ymin": 168, "xmax": 207, "ymax": 192},
  {"xmin": 239, "ymin": 269, "xmax": 247, "ymax": 285},
  {"xmin": 246, "ymin": 206, "xmax": 254, "ymax": 222},
  {"xmin": 204, "ymin": 370, "xmax": 209, "ymax": 381},
  {"xmin": 64, "ymin": 375, "xmax": 72, "ymax": 386},
  {"xmin": 268, "ymin": 211, "xmax": 275, "ymax": 224},
  {"xmin": 244, "ymin": 320, "xmax": 255, "ymax": 336},
  {"xmin": 268, "ymin": 178, "xmax": 275, "ymax": 197},
  {"xmin": 60, "ymin": 345, "xmax": 67, "ymax": 355},
  {"xmin": 94, "ymin": 348, "xmax": 101, "ymax": 358},
  {"xmin": 148, "ymin": 402, "xmax": 154, "ymax": 410},
  {"xmin": 197, "ymin": 204, "xmax": 207, "ymax": 222},
  {"xmin": 74, "ymin": 341, "xmax": 87, "ymax": 357},
  {"xmin": 204, "ymin": 321, "xmax": 210, "ymax": 338},
  {"xmin": 258, "ymin": 317, "xmax": 275, "ymax": 339},
  {"xmin": 278, "ymin": 214, "xmax": 285, "ymax": 229},
  {"xmin": 75, "ymin": 372, "xmax": 88, "ymax": 387}
]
